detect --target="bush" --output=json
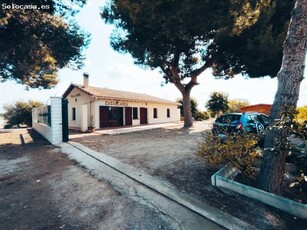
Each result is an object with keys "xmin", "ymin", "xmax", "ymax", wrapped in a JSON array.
[
  {"xmin": 196, "ymin": 132, "xmax": 260, "ymax": 176},
  {"xmin": 4, "ymin": 124, "xmax": 12, "ymax": 129},
  {"xmin": 1, "ymin": 100, "xmax": 43, "ymax": 128},
  {"xmin": 296, "ymin": 106, "xmax": 307, "ymax": 122},
  {"xmin": 195, "ymin": 111, "xmax": 210, "ymax": 121}
]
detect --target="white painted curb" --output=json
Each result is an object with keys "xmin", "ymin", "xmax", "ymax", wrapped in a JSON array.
[{"xmin": 211, "ymin": 165, "xmax": 307, "ymax": 220}]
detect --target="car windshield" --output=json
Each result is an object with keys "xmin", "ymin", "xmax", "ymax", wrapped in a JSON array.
[{"xmin": 247, "ymin": 114, "xmax": 260, "ymax": 122}]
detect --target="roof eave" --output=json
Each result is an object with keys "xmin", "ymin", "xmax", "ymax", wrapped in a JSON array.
[
  {"xmin": 94, "ymin": 96, "xmax": 178, "ymax": 106},
  {"xmin": 63, "ymin": 84, "xmax": 95, "ymax": 99}
]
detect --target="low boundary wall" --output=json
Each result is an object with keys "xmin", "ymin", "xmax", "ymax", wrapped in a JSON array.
[{"xmin": 32, "ymin": 97, "xmax": 63, "ymax": 145}]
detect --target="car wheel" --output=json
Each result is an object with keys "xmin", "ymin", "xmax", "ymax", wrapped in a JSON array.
[{"xmin": 256, "ymin": 123, "xmax": 265, "ymax": 133}]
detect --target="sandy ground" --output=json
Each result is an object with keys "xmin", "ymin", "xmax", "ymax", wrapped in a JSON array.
[
  {"xmin": 0, "ymin": 129, "xmax": 175, "ymax": 230},
  {"xmin": 72, "ymin": 121, "xmax": 307, "ymax": 230}
]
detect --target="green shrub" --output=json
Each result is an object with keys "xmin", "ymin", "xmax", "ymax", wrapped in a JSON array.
[
  {"xmin": 1, "ymin": 100, "xmax": 43, "ymax": 127},
  {"xmin": 196, "ymin": 132, "xmax": 260, "ymax": 176},
  {"xmin": 4, "ymin": 124, "xmax": 12, "ymax": 129},
  {"xmin": 195, "ymin": 111, "xmax": 210, "ymax": 120}
]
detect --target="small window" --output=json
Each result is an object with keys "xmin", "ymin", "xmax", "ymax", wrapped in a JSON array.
[
  {"xmin": 153, "ymin": 108, "xmax": 158, "ymax": 118},
  {"xmin": 259, "ymin": 115, "xmax": 269, "ymax": 123},
  {"xmin": 72, "ymin": 107, "xmax": 76, "ymax": 120},
  {"xmin": 133, "ymin": 107, "xmax": 138, "ymax": 119},
  {"xmin": 167, "ymin": 108, "xmax": 170, "ymax": 118},
  {"xmin": 220, "ymin": 115, "xmax": 232, "ymax": 124}
]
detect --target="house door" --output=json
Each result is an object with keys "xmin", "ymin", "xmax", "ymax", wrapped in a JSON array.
[
  {"xmin": 140, "ymin": 107, "xmax": 148, "ymax": 124},
  {"xmin": 99, "ymin": 106, "xmax": 110, "ymax": 128},
  {"xmin": 125, "ymin": 107, "xmax": 132, "ymax": 126},
  {"xmin": 110, "ymin": 107, "xmax": 123, "ymax": 127}
]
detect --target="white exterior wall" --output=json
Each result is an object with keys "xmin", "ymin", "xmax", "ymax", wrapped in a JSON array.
[
  {"xmin": 66, "ymin": 88, "xmax": 92, "ymax": 130},
  {"xmin": 146, "ymin": 103, "xmax": 180, "ymax": 124},
  {"xmin": 81, "ymin": 104, "xmax": 88, "ymax": 132},
  {"xmin": 32, "ymin": 97, "xmax": 63, "ymax": 145}
]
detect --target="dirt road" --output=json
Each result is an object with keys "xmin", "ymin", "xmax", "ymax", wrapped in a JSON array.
[{"xmin": 0, "ymin": 129, "xmax": 174, "ymax": 230}]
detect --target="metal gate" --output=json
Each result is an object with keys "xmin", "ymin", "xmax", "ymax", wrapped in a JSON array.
[{"xmin": 62, "ymin": 98, "xmax": 69, "ymax": 142}]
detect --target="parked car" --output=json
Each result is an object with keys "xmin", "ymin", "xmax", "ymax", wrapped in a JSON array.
[{"xmin": 212, "ymin": 112, "xmax": 270, "ymax": 136}]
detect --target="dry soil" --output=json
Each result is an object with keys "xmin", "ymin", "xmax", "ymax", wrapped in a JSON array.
[
  {"xmin": 72, "ymin": 121, "xmax": 307, "ymax": 230},
  {"xmin": 0, "ymin": 129, "xmax": 175, "ymax": 230}
]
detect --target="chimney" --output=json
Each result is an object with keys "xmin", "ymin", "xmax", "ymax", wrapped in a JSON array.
[{"xmin": 83, "ymin": 72, "xmax": 89, "ymax": 87}]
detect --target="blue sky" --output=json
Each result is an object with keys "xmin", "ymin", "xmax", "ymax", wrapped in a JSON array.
[{"xmin": 0, "ymin": 0, "xmax": 306, "ymax": 114}]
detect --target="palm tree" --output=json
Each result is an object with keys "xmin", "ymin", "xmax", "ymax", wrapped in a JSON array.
[{"xmin": 206, "ymin": 92, "xmax": 229, "ymax": 117}]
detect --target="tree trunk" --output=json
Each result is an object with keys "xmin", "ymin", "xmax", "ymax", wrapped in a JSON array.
[
  {"xmin": 258, "ymin": 0, "xmax": 307, "ymax": 194},
  {"xmin": 168, "ymin": 65, "xmax": 199, "ymax": 128},
  {"xmin": 182, "ymin": 90, "xmax": 193, "ymax": 128}
]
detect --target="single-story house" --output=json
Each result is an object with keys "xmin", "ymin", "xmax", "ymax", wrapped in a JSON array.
[
  {"xmin": 240, "ymin": 104, "xmax": 272, "ymax": 115},
  {"xmin": 63, "ymin": 73, "xmax": 180, "ymax": 131}
]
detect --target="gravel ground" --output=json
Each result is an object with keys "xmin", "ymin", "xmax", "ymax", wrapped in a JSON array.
[{"xmin": 72, "ymin": 121, "xmax": 307, "ymax": 230}]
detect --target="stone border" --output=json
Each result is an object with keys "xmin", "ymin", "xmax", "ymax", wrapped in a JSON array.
[{"xmin": 211, "ymin": 165, "xmax": 307, "ymax": 220}]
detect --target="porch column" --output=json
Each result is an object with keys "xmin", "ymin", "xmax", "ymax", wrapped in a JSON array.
[{"xmin": 81, "ymin": 104, "xmax": 88, "ymax": 132}]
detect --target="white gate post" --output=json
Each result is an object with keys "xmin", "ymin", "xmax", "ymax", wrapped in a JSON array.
[{"xmin": 50, "ymin": 97, "xmax": 63, "ymax": 144}]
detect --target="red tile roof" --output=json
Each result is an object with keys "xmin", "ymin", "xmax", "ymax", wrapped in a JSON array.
[{"xmin": 63, "ymin": 84, "xmax": 178, "ymax": 105}]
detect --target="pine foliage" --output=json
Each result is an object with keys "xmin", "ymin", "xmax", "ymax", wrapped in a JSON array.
[{"xmin": 0, "ymin": 0, "xmax": 90, "ymax": 89}]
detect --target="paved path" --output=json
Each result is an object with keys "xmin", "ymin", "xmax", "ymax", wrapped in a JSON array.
[
  {"xmin": 69, "ymin": 120, "xmax": 215, "ymax": 139},
  {"xmin": 96, "ymin": 122, "xmax": 182, "ymax": 135},
  {"xmin": 58, "ymin": 141, "xmax": 258, "ymax": 230},
  {"xmin": 69, "ymin": 122, "xmax": 183, "ymax": 139}
]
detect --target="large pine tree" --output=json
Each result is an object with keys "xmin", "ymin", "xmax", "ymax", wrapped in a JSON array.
[
  {"xmin": 101, "ymin": 0, "xmax": 294, "ymax": 127},
  {"xmin": 258, "ymin": 0, "xmax": 307, "ymax": 194}
]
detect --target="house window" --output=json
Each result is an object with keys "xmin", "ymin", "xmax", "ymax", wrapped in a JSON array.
[
  {"xmin": 153, "ymin": 108, "xmax": 158, "ymax": 118},
  {"xmin": 133, "ymin": 107, "xmax": 138, "ymax": 119},
  {"xmin": 72, "ymin": 107, "xmax": 76, "ymax": 120},
  {"xmin": 167, "ymin": 108, "xmax": 170, "ymax": 118}
]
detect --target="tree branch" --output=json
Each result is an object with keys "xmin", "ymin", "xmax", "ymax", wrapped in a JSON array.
[
  {"xmin": 191, "ymin": 60, "xmax": 212, "ymax": 78},
  {"xmin": 172, "ymin": 46, "xmax": 180, "ymax": 67},
  {"xmin": 163, "ymin": 61, "xmax": 185, "ymax": 94},
  {"xmin": 159, "ymin": 64, "xmax": 172, "ymax": 82}
]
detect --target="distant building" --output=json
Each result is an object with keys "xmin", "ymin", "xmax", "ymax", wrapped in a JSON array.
[
  {"xmin": 63, "ymin": 73, "xmax": 180, "ymax": 132},
  {"xmin": 240, "ymin": 104, "xmax": 272, "ymax": 115}
]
